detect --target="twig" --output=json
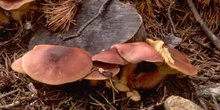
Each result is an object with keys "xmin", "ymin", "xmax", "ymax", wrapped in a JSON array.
[
  {"xmin": 0, "ymin": 28, "xmax": 23, "ymax": 49},
  {"xmin": 88, "ymin": 95, "xmax": 107, "ymax": 110},
  {"xmin": 187, "ymin": 0, "xmax": 220, "ymax": 49},
  {"xmin": 0, "ymin": 89, "xmax": 20, "ymax": 99},
  {"xmin": 107, "ymin": 76, "xmax": 119, "ymax": 93},
  {"xmin": 97, "ymin": 91, "xmax": 117, "ymax": 110},
  {"xmin": 189, "ymin": 80, "xmax": 208, "ymax": 110},
  {"xmin": 210, "ymin": 92, "xmax": 220, "ymax": 110},
  {"xmin": 167, "ymin": 1, "xmax": 176, "ymax": 33},
  {"xmin": 61, "ymin": 0, "xmax": 112, "ymax": 41},
  {"xmin": 0, "ymin": 100, "xmax": 21, "ymax": 109},
  {"xmin": 92, "ymin": 67, "xmax": 119, "ymax": 93},
  {"xmin": 198, "ymin": 98, "xmax": 208, "ymax": 110},
  {"xmin": 57, "ymin": 97, "xmax": 73, "ymax": 109},
  {"xmin": 147, "ymin": 86, "xmax": 167, "ymax": 109},
  {"xmin": 90, "ymin": 67, "xmax": 118, "ymax": 104},
  {"xmin": 0, "ymin": 96, "xmax": 37, "ymax": 109},
  {"xmin": 159, "ymin": 86, "xmax": 167, "ymax": 104},
  {"xmin": 111, "ymin": 85, "xmax": 116, "ymax": 104},
  {"xmin": 191, "ymin": 38, "xmax": 220, "ymax": 56},
  {"xmin": 101, "ymin": 69, "xmax": 119, "ymax": 94}
]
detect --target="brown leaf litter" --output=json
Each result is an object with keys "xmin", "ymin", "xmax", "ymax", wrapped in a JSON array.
[{"xmin": 0, "ymin": 0, "xmax": 220, "ymax": 109}]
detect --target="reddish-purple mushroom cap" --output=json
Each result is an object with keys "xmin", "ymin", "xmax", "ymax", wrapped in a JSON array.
[
  {"xmin": 130, "ymin": 39, "xmax": 198, "ymax": 89},
  {"xmin": 11, "ymin": 57, "xmax": 25, "ymax": 74},
  {"xmin": 165, "ymin": 46, "xmax": 198, "ymax": 75},
  {"xmin": 11, "ymin": 45, "xmax": 93, "ymax": 85},
  {"xmin": 92, "ymin": 48, "xmax": 129, "ymax": 65},
  {"xmin": 0, "ymin": 0, "xmax": 35, "ymax": 11},
  {"xmin": 112, "ymin": 42, "xmax": 164, "ymax": 63}
]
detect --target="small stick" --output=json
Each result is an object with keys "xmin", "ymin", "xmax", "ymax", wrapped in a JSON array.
[
  {"xmin": 159, "ymin": 86, "xmax": 167, "ymax": 104},
  {"xmin": 99, "ymin": 69, "xmax": 117, "ymax": 104},
  {"xmin": 97, "ymin": 91, "xmax": 117, "ymax": 110},
  {"xmin": 0, "ymin": 100, "xmax": 21, "ymax": 109},
  {"xmin": 0, "ymin": 96, "xmax": 37, "ymax": 109},
  {"xmin": 191, "ymin": 38, "xmax": 220, "ymax": 56},
  {"xmin": 189, "ymin": 80, "xmax": 208, "ymax": 110},
  {"xmin": 57, "ymin": 97, "xmax": 73, "ymax": 109},
  {"xmin": 98, "ymin": 68, "xmax": 119, "ymax": 93},
  {"xmin": 210, "ymin": 92, "xmax": 220, "ymax": 110},
  {"xmin": 167, "ymin": 1, "xmax": 176, "ymax": 33},
  {"xmin": 86, "ymin": 66, "xmax": 119, "ymax": 93},
  {"xmin": 0, "ymin": 89, "xmax": 20, "ymax": 99},
  {"xmin": 187, "ymin": 0, "xmax": 220, "ymax": 49},
  {"xmin": 90, "ymin": 67, "xmax": 119, "ymax": 104},
  {"xmin": 62, "ymin": 0, "xmax": 112, "ymax": 41},
  {"xmin": 88, "ymin": 94, "xmax": 107, "ymax": 110}
]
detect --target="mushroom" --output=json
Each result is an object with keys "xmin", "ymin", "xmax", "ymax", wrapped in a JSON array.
[
  {"xmin": 87, "ymin": 42, "xmax": 163, "ymax": 82},
  {"xmin": 111, "ymin": 42, "xmax": 164, "ymax": 86},
  {"xmin": 85, "ymin": 42, "xmax": 163, "ymax": 101},
  {"xmin": 11, "ymin": 44, "xmax": 93, "ymax": 85},
  {"xmin": 0, "ymin": 0, "xmax": 35, "ymax": 23},
  {"xmin": 111, "ymin": 42, "xmax": 163, "ymax": 64},
  {"xmin": 129, "ymin": 39, "xmax": 198, "ymax": 89},
  {"xmin": 84, "ymin": 48, "xmax": 125, "ymax": 87},
  {"xmin": 129, "ymin": 65, "xmax": 167, "ymax": 89},
  {"xmin": 83, "ymin": 39, "xmax": 197, "ymax": 101},
  {"xmin": 126, "ymin": 90, "xmax": 141, "ymax": 102},
  {"xmin": 92, "ymin": 48, "xmax": 129, "ymax": 65},
  {"xmin": 85, "ymin": 47, "xmax": 129, "ymax": 80},
  {"xmin": 0, "ymin": 8, "xmax": 9, "ymax": 24}
]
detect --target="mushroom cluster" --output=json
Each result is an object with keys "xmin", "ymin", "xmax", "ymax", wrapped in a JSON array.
[
  {"xmin": 11, "ymin": 39, "xmax": 197, "ymax": 101},
  {"xmin": 87, "ymin": 39, "xmax": 198, "ymax": 101}
]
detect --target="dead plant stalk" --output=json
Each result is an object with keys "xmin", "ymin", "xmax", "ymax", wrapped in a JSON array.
[{"xmin": 187, "ymin": 0, "xmax": 220, "ymax": 49}]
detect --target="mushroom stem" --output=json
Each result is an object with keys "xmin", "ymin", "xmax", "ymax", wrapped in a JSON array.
[
  {"xmin": 0, "ymin": 9, "xmax": 9, "ymax": 24},
  {"xmin": 10, "ymin": 3, "xmax": 30, "ymax": 23},
  {"xmin": 130, "ymin": 69, "xmax": 167, "ymax": 89},
  {"xmin": 126, "ymin": 90, "xmax": 141, "ymax": 101},
  {"xmin": 89, "ymin": 80, "xmax": 100, "ymax": 87},
  {"xmin": 119, "ymin": 63, "xmax": 137, "ymax": 85}
]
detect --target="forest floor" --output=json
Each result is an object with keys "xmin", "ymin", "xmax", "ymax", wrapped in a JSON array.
[{"xmin": 0, "ymin": 0, "xmax": 220, "ymax": 109}]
